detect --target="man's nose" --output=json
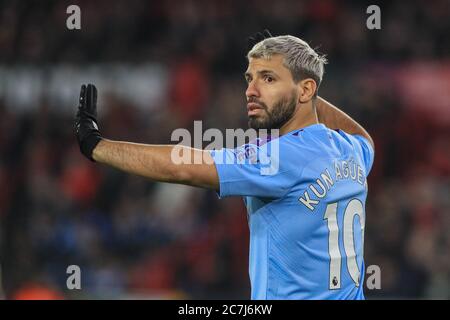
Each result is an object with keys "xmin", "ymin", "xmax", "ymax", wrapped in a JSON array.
[{"xmin": 246, "ymin": 81, "xmax": 260, "ymax": 99}]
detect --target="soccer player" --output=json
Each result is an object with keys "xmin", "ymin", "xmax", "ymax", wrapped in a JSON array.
[{"xmin": 75, "ymin": 33, "xmax": 374, "ymax": 300}]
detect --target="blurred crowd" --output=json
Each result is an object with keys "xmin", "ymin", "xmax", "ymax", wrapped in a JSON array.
[{"xmin": 0, "ymin": 0, "xmax": 449, "ymax": 299}]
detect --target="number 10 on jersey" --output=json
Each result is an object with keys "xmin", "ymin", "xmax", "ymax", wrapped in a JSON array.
[{"xmin": 323, "ymin": 199, "xmax": 365, "ymax": 290}]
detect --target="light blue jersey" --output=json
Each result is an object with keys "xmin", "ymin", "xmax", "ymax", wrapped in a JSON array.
[{"xmin": 210, "ymin": 124, "xmax": 375, "ymax": 300}]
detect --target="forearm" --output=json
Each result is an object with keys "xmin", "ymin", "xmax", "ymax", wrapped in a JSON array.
[
  {"xmin": 316, "ymin": 97, "xmax": 374, "ymax": 149},
  {"xmin": 92, "ymin": 139, "xmax": 219, "ymax": 190}
]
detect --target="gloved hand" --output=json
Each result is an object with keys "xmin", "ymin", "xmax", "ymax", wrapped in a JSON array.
[
  {"xmin": 75, "ymin": 84, "xmax": 102, "ymax": 161},
  {"xmin": 247, "ymin": 29, "xmax": 273, "ymax": 51}
]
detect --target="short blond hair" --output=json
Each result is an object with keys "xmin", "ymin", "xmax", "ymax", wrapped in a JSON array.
[{"xmin": 248, "ymin": 35, "xmax": 327, "ymax": 95}]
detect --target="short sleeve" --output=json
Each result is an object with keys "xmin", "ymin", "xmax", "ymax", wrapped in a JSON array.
[
  {"xmin": 352, "ymin": 135, "xmax": 375, "ymax": 174},
  {"xmin": 209, "ymin": 140, "xmax": 299, "ymax": 199}
]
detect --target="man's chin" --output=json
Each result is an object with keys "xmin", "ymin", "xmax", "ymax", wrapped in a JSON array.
[{"xmin": 248, "ymin": 116, "xmax": 268, "ymax": 130}]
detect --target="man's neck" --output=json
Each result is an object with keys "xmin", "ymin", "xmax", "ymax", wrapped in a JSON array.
[{"xmin": 279, "ymin": 103, "xmax": 319, "ymax": 136}]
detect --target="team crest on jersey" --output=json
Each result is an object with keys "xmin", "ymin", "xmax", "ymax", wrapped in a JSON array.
[{"xmin": 236, "ymin": 144, "xmax": 258, "ymax": 164}]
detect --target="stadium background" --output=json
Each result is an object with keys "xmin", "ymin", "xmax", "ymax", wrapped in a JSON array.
[{"xmin": 0, "ymin": 0, "xmax": 449, "ymax": 299}]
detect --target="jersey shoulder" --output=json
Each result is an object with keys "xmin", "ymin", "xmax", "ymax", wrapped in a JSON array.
[{"xmin": 330, "ymin": 129, "xmax": 375, "ymax": 174}]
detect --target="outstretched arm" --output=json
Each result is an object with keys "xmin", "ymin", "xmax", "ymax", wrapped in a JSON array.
[
  {"xmin": 92, "ymin": 140, "xmax": 219, "ymax": 190},
  {"xmin": 316, "ymin": 96, "xmax": 374, "ymax": 149},
  {"xmin": 75, "ymin": 84, "xmax": 219, "ymax": 191}
]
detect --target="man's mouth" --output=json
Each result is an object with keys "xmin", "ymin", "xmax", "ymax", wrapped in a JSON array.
[{"xmin": 247, "ymin": 102, "xmax": 264, "ymax": 116}]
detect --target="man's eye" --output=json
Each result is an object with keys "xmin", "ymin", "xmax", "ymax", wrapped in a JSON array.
[{"xmin": 264, "ymin": 75, "xmax": 274, "ymax": 83}]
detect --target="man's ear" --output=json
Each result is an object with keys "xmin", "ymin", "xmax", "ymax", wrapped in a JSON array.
[{"xmin": 297, "ymin": 79, "xmax": 317, "ymax": 103}]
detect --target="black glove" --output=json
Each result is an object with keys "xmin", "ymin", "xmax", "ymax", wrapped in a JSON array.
[
  {"xmin": 247, "ymin": 29, "xmax": 273, "ymax": 51},
  {"xmin": 75, "ymin": 84, "xmax": 102, "ymax": 161}
]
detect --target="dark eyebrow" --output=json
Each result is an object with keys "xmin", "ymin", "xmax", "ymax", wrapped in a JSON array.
[
  {"xmin": 258, "ymin": 70, "xmax": 278, "ymax": 77},
  {"xmin": 244, "ymin": 70, "xmax": 279, "ymax": 79}
]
